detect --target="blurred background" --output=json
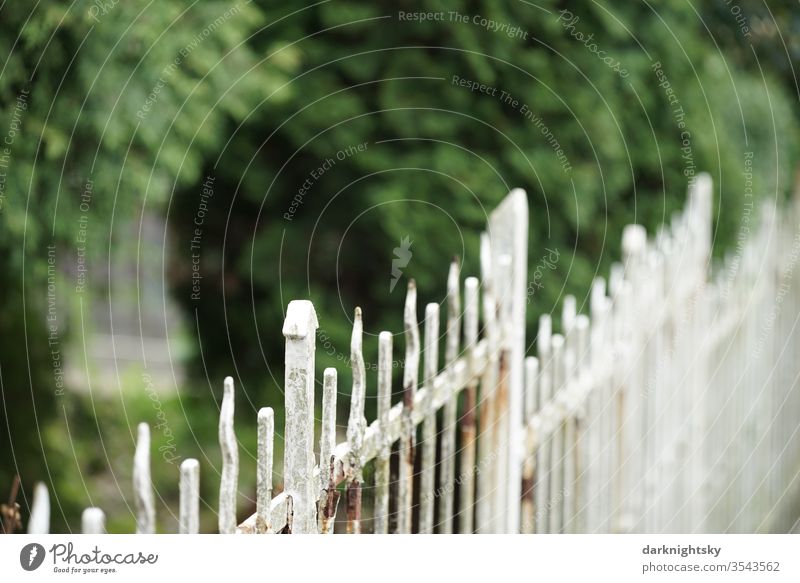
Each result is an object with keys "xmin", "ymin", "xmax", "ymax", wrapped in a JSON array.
[{"xmin": 0, "ymin": 0, "xmax": 798, "ymax": 532}]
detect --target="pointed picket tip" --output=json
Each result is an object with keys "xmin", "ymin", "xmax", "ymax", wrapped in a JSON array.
[
  {"xmin": 348, "ymin": 306, "xmax": 367, "ymax": 449},
  {"xmin": 282, "ymin": 300, "xmax": 319, "ymax": 339},
  {"xmin": 352, "ymin": 307, "xmax": 363, "ymax": 347},
  {"xmin": 404, "ymin": 281, "xmax": 418, "ymax": 333}
]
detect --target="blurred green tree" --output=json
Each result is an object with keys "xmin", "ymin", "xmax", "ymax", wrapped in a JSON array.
[{"xmin": 0, "ymin": 0, "xmax": 288, "ymax": 531}]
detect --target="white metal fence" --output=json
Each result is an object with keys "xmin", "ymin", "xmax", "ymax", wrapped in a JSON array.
[{"xmin": 27, "ymin": 173, "xmax": 800, "ymax": 534}]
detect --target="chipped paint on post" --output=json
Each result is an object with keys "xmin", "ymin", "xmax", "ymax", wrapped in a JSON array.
[
  {"xmin": 419, "ymin": 302, "xmax": 439, "ymax": 534},
  {"xmin": 489, "ymin": 188, "xmax": 528, "ymax": 534},
  {"xmin": 257, "ymin": 407, "xmax": 274, "ymax": 533},
  {"xmin": 439, "ymin": 260, "xmax": 461, "ymax": 534},
  {"xmin": 218, "ymin": 377, "xmax": 239, "ymax": 534},
  {"xmin": 346, "ymin": 308, "xmax": 367, "ymax": 534},
  {"xmin": 319, "ymin": 368, "xmax": 339, "ymax": 534},
  {"xmin": 374, "ymin": 331, "xmax": 393, "ymax": 534},
  {"xmin": 282, "ymin": 300, "xmax": 319, "ymax": 534},
  {"xmin": 399, "ymin": 281, "xmax": 420, "ymax": 534}
]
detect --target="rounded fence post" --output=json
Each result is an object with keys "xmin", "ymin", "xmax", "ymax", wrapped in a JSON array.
[
  {"xmin": 134, "ymin": 422, "xmax": 155, "ymax": 534},
  {"xmin": 81, "ymin": 507, "xmax": 106, "ymax": 534},
  {"xmin": 180, "ymin": 459, "xmax": 200, "ymax": 534}
]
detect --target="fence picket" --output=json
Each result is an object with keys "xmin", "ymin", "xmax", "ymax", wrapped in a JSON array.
[
  {"xmin": 179, "ymin": 459, "xmax": 200, "ymax": 534},
  {"xmin": 318, "ymin": 369, "xmax": 338, "ymax": 534},
  {"xmin": 346, "ymin": 308, "xmax": 367, "ymax": 534},
  {"xmin": 218, "ymin": 377, "xmax": 239, "ymax": 534},
  {"xmin": 521, "ymin": 356, "xmax": 539, "ymax": 533},
  {"xmin": 27, "ymin": 482, "xmax": 49, "ymax": 534},
  {"xmin": 257, "ymin": 407, "xmax": 275, "ymax": 533},
  {"xmin": 399, "ymin": 281, "xmax": 420, "ymax": 534},
  {"xmin": 420, "ymin": 303, "xmax": 440, "ymax": 534},
  {"xmin": 374, "ymin": 332, "xmax": 393, "ymax": 534},
  {"xmin": 493, "ymin": 254, "xmax": 513, "ymax": 532},
  {"xmin": 439, "ymin": 260, "xmax": 461, "ymax": 534},
  {"xmin": 561, "ymin": 297, "xmax": 577, "ymax": 534},
  {"xmin": 571, "ymin": 314, "xmax": 590, "ymax": 534},
  {"xmin": 134, "ymin": 422, "xmax": 155, "ymax": 534},
  {"xmin": 489, "ymin": 188, "xmax": 528, "ymax": 533},
  {"xmin": 476, "ymin": 234, "xmax": 498, "ymax": 533},
  {"xmin": 535, "ymin": 314, "xmax": 552, "ymax": 534},
  {"xmin": 458, "ymin": 276, "xmax": 480, "ymax": 534},
  {"xmin": 282, "ymin": 300, "xmax": 319, "ymax": 534},
  {"xmin": 549, "ymin": 333, "xmax": 565, "ymax": 534}
]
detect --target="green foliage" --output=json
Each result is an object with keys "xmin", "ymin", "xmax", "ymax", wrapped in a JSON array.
[
  {"xmin": 0, "ymin": 0, "xmax": 286, "ymax": 530},
  {"xmin": 172, "ymin": 0, "xmax": 798, "ymax": 398}
]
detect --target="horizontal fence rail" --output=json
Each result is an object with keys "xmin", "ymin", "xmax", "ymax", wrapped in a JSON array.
[{"xmin": 25, "ymin": 173, "xmax": 800, "ymax": 533}]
